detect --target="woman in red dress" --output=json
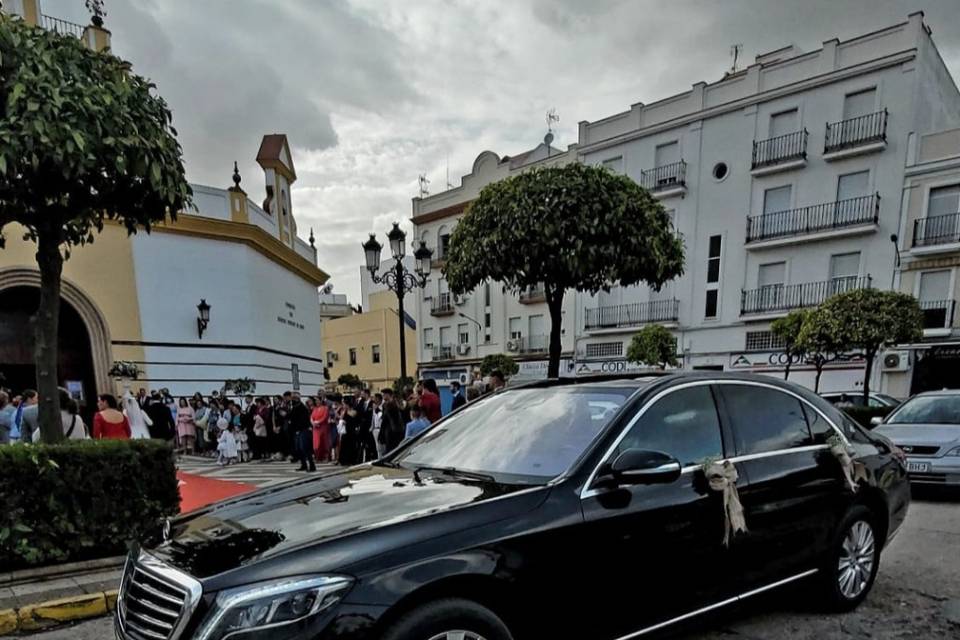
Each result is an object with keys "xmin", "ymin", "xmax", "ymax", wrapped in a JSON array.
[
  {"xmin": 311, "ymin": 398, "xmax": 330, "ymax": 462},
  {"xmin": 92, "ymin": 394, "xmax": 131, "ymax": 440}
]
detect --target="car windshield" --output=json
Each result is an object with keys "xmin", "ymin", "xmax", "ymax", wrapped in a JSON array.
[
  {"xmin": 392, "ymin": 386, "xmax": 634, "ymax": 484},
  {"xmin": 886, "ymin": 395, "xmax": 960, "ymax": 425},
  {"xmin": 874, "ymin": 394, "xmax": 899, "ymax": 406}
]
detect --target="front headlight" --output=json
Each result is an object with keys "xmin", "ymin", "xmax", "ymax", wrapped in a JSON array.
[
  {"xmin": 195, "ymin": 576, "xmax": 352, "ymax": 640},
  {"xmin": 945, "ymin": 446, "xmax": 960, "ymax": 457}
]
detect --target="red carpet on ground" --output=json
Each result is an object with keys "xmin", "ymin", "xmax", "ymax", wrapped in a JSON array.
[{"xmin": 177, "ymin": 471, "xmax": 257, "ymax": 513}]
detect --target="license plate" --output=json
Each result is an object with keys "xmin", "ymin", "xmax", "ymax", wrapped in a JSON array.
[{"xmin": 907, "ymin": 461, "xmax": 929, "ymax": 473}]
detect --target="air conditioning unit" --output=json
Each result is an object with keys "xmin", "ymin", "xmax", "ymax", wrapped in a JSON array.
[
  {"xmin": 456, "ymin": 343, "xmax": 471, "ymax": 356},
  {"xmin": 458, "ymin": 372, "xmax": 469, "ymax": 385},
  {"xmin": 454, "ymin": 294, "xmax": 467, "ymax": 306},
  {"xmin": 882, "ymin": 350, "xmax": 910, "ymax": 372},
  {"xmin": 506, "ymin": 339, "xmax": 521, "ymax": 352}
]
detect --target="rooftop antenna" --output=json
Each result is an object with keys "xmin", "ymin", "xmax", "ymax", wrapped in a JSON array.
[
  {"xmin": 729, "ymin": 43, "xmax": 743, "ymax": 74},
  {"xmin": 446, "ymin": 150, "xmax": 454, "ymax": 190},
  {"xmin": 545, "ymin": 108, "xmax": 560, "ymax": 156},
  {"xmin": 418, "ymin": 174, "xmax": 430, "ymax": 198}
]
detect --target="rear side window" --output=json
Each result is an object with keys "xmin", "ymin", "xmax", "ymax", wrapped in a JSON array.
[
  {"xmin": 616, "ymin": 386, "xmax": 724, "ymax": 466},
  {"xmin": 719, "ymin": 385, "xmax": 813, "ymax": 455},
  {"xmin": 802, "ymin": 403, "xmax": 834, "ymax": 444}
]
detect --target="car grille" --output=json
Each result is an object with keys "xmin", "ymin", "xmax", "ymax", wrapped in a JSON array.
[
  {"xmin": 909, "ymin": 472, "xmax": 948, "ymax": 483},
  {"xmin": 117, "ymin": 553, "xmax": 200, "ymax": 640},
  {"xmin": 901, "ymin": 445, "xmax": 940, "ymax": 456}
]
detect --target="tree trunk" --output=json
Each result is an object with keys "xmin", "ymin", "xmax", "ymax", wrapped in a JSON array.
[
  {"xmin": 546, "ymin": 286, "xmax": 564, "ymax": 379},
  {"xmin": 34, "ymin": 228, "xmax": 65, "ymax": 444},
  {"xmin": 862, "ymin": 348, "xmax": 876, "ymax": 404},
  {"xmin": 814, "ymin": 357, "xmax": 824, "ymax": 393},
  {"xmin": 784, "ymin": 358, "xmax": 792, "ymax": 381}
]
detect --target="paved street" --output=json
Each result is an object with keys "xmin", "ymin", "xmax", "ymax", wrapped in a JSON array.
[
  {"xmin": 177, "ymin": 455, "xmax": 338, "ymax": 489},
  {"xmin": 17, "ymin": 489, "xmax": 959, "ymax": 640}
]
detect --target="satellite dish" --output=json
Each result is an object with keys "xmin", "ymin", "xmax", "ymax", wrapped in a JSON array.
[{"xmin": 544, "ymin": 131, "xmax": 554, "ymax": 146}]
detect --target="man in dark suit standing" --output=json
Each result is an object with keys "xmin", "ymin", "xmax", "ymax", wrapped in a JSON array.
[
  {"xmin": 357, "ymin": 388, "xmax": 378, "ymax": 461},
  {"xmin": 450, "ymin": 381, "xmax": 466, "ymax": 412},
  {"xmin": 378, "ymin": 389, "xmax": 405, "ymax": 453}
]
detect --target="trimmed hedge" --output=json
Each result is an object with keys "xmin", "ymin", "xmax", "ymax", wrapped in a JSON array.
[
  {"xmin": 0, "ymin": 440, "xmax": 179, "ymax": 569},
  {"xmin": 841, "ymin": 405, "xmax": 895, "ymax": 429}
]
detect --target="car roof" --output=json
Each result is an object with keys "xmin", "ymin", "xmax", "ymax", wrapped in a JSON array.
[
  {"xmin": 910, "ymin": 389, "xmax": 960, "ymax": 397},
  {"xmin": 512, "ymin": 371, "xmax": 808, "ymax": 392}
]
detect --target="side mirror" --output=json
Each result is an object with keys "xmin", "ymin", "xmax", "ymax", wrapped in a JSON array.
[
  {"xmin": 598, "ymin": 449, "xmax": 682, "ymax": 487},
  {"xmin": 870, "ymin": 416, "xmax": 884, "ymax": 427}
]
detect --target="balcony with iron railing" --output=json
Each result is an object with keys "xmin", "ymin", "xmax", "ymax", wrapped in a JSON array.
[
  {"xmin": 430, "ymin": 345, "xmax": 454, "ymax": 361},
  {"xmin": 584, "ymin": 299, "xmax": 680, "ymax": 331},
  {"xmin": 518, "ymin": 334, "xmax": 549, "ymax": 354},
  {"xmin": 40, "ymin": 14, "xmax": 86, "ymax": 38},
  {"xmin": 430, "ymin": 293, "xmax": 455, "ymax": 316},
  {"xmin": 740, "ymin": 276, "xmax": 872, "ymax": 315},
  {"xmin": 920, "ymin": 299, "xmax": 956, "ymax": 333},
  {"xmin": 519, "ymin": 285, "xmax": 546, "ymax": 304},
  {"xmin": 912, "ymin": 213, "xmax": 960, "ymax": 251},
  {"xmin": 746, "ymin": 193, "xmax": 880, "ymax": 246},
  {"xmin": 640, "ymin": 161, "xmax": 687, "ymax": 197},
  {"xmin": 824, "ymin": 109, "xmax": 888, "ymax": 158},
  {"xmin": 751, "ymin": 129, "xmax": 808, "ymax": 174}
]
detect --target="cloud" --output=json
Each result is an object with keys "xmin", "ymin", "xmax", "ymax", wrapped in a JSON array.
[{"xmin": 40, "ymin": 0, "xmax": 960, "ymax": 304}]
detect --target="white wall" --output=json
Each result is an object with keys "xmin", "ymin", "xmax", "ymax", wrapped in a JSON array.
[{"xmin": 130, "ymin": 233, "xmax": 325, "ymax": 396}]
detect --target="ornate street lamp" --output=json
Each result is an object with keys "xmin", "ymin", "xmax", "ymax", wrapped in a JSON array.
[
  {"xmin": 363, "ymin": 224, "xmax": 432, "ymax": 380},
  {"xmin": 197, "ymin": 299, "xmax": 211, "ymax": 339}
]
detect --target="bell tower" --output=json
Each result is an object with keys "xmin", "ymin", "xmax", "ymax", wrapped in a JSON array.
[{"xmin": 256, "ymin": 134, "xmax": 298, "ymax": 248}]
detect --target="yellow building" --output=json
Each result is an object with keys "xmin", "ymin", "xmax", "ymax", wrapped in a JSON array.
[
  {"xmin": 321, "ymin": 291, "xmax": 417, "ymax": 393},
  {"xmin": 0, "ymin": 3, "xmax": 330, "ymax": 407}
]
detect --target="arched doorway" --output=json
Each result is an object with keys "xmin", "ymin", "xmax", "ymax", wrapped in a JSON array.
[
  {"xmin": 0, "ymin": 268, "xmax": 113, "ymax": 424},
  {"xmin": 0, "ymin": 286, "xmax": 98, "ymax": 422}
]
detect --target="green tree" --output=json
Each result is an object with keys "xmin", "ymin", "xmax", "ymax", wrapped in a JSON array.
[
  {"xmin": 809, "ymin": 289, "xmax": 922, "ymax": 400},
  {"xmin": 626, "ymin": 325, "xmax": 677, "ymax": 369},
  {"xmin": 445, "ymin": 163, "xmax": 684, "ymax": 378},
  {"xmin": 770, "ymin": 309, "xmax": 809, "ymax": 381},
  {"xmin": 796, "ymin": 307, "xmax": 844, "ymax": 393},
  {"xmin": 337, "ymin": 373, "xmax": 363, "ymax": 390},
  {"xmin": 478, "ymin": 354, "xmax": 519, "ymax": 378},
  {"xmin": 391, "ymin": 375, "xmax": 416, "ymax": 397},
  {"xmin": 0, "ymin": 17, "xmax": 191, "ymax": 442}
]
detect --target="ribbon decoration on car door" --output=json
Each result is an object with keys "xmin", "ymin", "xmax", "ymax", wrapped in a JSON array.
[
  {"xmin": 828, "ymin": 435, "xmax": 868, "ymax": 492},
  {"xmin": 704, "ymin": 459, "xmax": 747, "ymax": 547}
]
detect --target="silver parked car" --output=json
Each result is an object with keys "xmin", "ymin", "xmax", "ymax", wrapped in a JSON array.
[
  {"xmin": 873, "ymin": 390, "xmax": 960, "ymax": 486},
  {"xmin": 822, "ymin": 391, "xmax": 901, "ymax": 408}
]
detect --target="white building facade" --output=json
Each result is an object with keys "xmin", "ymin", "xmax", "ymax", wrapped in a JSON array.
[
  {"xmin": 412, "ymin": 143, "xmax": 579, "ymax": 387},
  {"xmin": 412, "ymin": 13, "xmax": 960, "ymax": 395}
]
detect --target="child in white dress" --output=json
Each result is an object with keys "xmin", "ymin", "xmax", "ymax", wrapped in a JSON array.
[
  {"xmin": 217, "ymin": 425, "xmax": 239, "ymax": 466},
  {"xmin": 237, "ymin": 428, "xmax": 250, "ymax": 463}
]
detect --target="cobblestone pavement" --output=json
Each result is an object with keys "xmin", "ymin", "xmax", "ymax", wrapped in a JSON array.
[{"xmin": 15, "ymin": 490, "xmax": 959, "ymax": 639}]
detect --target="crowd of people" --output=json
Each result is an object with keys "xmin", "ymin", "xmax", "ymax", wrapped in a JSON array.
[{"xmin": 0, "ymin": 371, "xmax": 508, "ymax": 472}]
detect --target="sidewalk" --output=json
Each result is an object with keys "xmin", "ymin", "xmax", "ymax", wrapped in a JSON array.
[{"xmin": 0, "ymin": 557, "xmax": 123, "ymax": 635}]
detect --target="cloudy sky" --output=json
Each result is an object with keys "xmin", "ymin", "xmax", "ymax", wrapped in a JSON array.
[{"xmin": 45, "ymin": 0, "xmax": 960, "ymax": 304}]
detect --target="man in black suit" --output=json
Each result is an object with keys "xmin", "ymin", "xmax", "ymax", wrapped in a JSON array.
[
  {"xmin": 378, "ymin": 389, "xmax": 405, "ymax": 453},
  {"xmin": 450, "ymin": 381, "xmax": 466, "ymax": 412},
  {"xmin": 290, "ymin": 393, "xmax": 315, "ymax": 472}
]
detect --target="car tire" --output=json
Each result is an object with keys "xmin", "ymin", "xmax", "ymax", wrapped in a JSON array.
[
  {"xmin": 381, "ymin": 598, "xmax": 514, "ymax": 640},
  {"xmin": 817, "ymin": 505, "xmax": 881, "ymax": 612}
]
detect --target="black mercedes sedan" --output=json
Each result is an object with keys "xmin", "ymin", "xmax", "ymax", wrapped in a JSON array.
[{"xmin": 116, "ymin": 373, "xmax": 910, "ymax": 640}]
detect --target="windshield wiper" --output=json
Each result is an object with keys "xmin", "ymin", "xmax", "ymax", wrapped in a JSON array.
[{"xmin": 411, "ymin": 465, "xmax": 496, "ymax": 484}]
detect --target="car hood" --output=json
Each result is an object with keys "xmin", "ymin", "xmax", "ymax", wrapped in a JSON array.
[
  {"xmin": 147, "ymin": 465, "xmax": 535, "ymax": 579},
  {"xmin": 873, "ymin": 423, "xmax": 960, "ymax": 448}
]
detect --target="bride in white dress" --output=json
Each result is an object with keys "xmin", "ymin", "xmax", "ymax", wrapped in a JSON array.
[{"xmin": 123, "ymin": 389, "xmax": 153, "ymax": 439}]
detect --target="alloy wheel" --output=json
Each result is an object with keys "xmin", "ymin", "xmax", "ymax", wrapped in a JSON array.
[
  {"xmin": 837, "ymin": 520, "xmax": 876, "ymax": 599},
  {"xmin": 427, "ymin": 633, "xmax": 488, "ymax": 640}
]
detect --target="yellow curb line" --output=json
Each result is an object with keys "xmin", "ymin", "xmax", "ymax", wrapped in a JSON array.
[{"xmin": 0, "ymin": 589, "xmax": 117, "ymax": 634}]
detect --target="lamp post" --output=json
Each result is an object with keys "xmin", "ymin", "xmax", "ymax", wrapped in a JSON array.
[
  {"xmin": 363, "ymin": 223, "xmax": 433, "ymax": 380},
  {"xmin": 890, "ymin": 233, "xmax": 901, "ymax": 291}
]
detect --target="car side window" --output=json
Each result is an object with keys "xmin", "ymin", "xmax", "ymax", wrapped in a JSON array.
[
  {"xmin": 802, "ymin": 403, "xmax": 834, "ymax": 444},
  {"xmin": 615, "ymin": 386, "xmax": 724, "ymax": 467},
  {"xmin": 719, "ymin": 385, "xmax": 813, "ymax": 455}
]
